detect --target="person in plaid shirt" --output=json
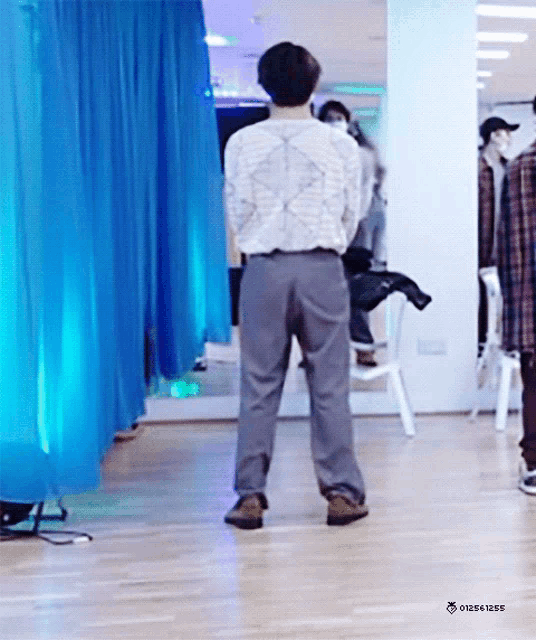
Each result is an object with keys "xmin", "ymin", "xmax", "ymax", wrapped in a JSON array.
[
  {"xmin": 497, "ymin": 97, "xmax": 536, "ymax": 494},
  {"xmin": 478, "ymin": 117, "xmax": 519, "ymax": 348}
]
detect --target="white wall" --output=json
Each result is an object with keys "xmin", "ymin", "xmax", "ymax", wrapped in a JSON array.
[
  {"xmin": 387, "ymin": 0, "xmax": 479, "ymax": 412},
  {"xmin": 146, "ymin": 1, "xmax": 514, "ymax": 422}
]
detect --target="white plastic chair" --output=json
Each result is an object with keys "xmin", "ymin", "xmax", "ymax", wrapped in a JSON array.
[
  {"xmin": 350, "ymin": 292, "xmax": 416, "ymax": 436},
  {"xmin": 495, "ymin": 351, "xmax": 521, "ymax": 431},
  {"xmin": 471, "ymin": 266, "xmax": 520, "ymax": 431}
]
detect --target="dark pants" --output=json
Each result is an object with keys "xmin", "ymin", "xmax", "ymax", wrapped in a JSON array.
[
  {"xmin": 478, "ymin": 278, "xmax": 488, "ymax": 347},
  {"xmin": 350, "ymin": 308, "xmax": 374, "ymax": 344},
  {"xmin": 520, "ymin": 353, "xmax": 536, "ymax": 468},
  {"xmin": 229, "ymin": 267, "xmax": 243, "ymax": 326}
]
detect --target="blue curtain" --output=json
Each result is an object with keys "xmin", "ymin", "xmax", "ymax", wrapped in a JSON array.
[{"xmin": 0, "ymin": 0, "xmax": 230, "ymax": 504}]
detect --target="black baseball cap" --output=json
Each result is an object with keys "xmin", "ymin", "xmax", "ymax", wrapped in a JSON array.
[{"xmin": 479, "ymin": 116, "xmax": 519, "ymax": 141}]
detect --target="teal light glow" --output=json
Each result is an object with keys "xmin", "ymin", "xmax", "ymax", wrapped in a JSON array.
[
  {"xmin": 353, "ymin": 108, "xmax": 378, "ymax": 118},
  {"xmin": 332, "ymin": 84, "xmax": 385, "ymax": 96},
  {"xmin": 170, "ymin": 380, "xmax": 201, "ymax": 398},
  {"xmin": 213, "ymin": 85, "xmax": 240, "ymax": 97},
  {"xmin": 37, "ymin": 323, "xmax": 49, "ymax": 454},
  {"xmin": 205, "ymin": 32, "xmax": 238, "ymax": 47}
]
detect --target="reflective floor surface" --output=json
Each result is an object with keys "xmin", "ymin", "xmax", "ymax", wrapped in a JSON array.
[{"xmin": 1, "ymin": 412, "xmax": 534, "ymax": 640}]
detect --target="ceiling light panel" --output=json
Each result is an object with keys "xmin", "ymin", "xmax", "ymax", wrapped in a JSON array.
[
  {"xmin": 477, "ymin": 5, "xmax": 536, "ymax": 19},
  {"xmin": 476, "ymin": 50, "xmax": 510, "ymax": 59},
  {"xmin": 477, "ymin": 32, "xmax": 528, "ymax": 43}
]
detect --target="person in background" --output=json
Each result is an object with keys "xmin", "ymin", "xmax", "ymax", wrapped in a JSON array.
[
  {"xmin": 347, "ymin": 161, "xmax": 387, "ymax": 365},
  {"xmin": 478, "ymin": 116, "xmax": 519, "ymax": 348},
  {"xmin": 318, "ymin": 101, "xmax": 375, "ymax": 220},
  {"xmin": 497, "ymin": 98, "xmax": 536, "ymax": 495},
  {"xmin": 351, "ymin": 162, "xmax": 387, "ymax": 272},
  {"xmin": 479, "ymin": 117, "xmax": 519, "ymax": 268},
  {"xmin": 318, "ymin": 99, "xmax": 351, "ymax": 129},
  {"xmin": 319, "ymin": 101, "xmax": 384, "ymax": 365},
  {"xmin": 223, "ymin": 42, "xmax": 368, "ymax": 529}
]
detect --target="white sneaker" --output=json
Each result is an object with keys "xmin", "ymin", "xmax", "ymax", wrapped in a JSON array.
[{"xmin": 518, "ymin": 461, "xmax": 536, "ymax": 495}]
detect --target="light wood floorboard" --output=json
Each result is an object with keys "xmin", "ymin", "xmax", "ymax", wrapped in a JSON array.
[{"xmin": 1, "ymin": 413, "xmax": 535, "ymax": 640}]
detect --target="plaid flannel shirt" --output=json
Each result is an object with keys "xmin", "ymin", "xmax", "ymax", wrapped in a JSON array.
[
  {"xmin": 478, "ymin": 154, "xmax": 507, "ymax": 268},
  {"xmin": 497, "ymin": 141, "xmax": 536, "ymax": 353}
]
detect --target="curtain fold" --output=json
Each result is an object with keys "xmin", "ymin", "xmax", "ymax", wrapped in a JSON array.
[
  {"xmin": 0, "ymin": 0, "xmax": 230, "ymax": 504},
  {"xmin": 1, "ymin": 0, "xmax": 51, "ymax": 503},
  {"xmin": 157, "ymin": 0, "xmax": 231, "ymax": 377}
]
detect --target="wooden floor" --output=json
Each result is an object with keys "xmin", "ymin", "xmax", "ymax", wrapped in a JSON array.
[{"xmin": 1, "ymin": 413, "xmax": 536, "ymax": 640}]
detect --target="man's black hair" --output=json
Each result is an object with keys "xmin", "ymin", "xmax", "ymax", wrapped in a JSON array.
[
  {"xmin": 258, "ymin": 42, "xmax": 321, "ymax": 107},
  {"xmin": 317, "ymin": 100, "xmax": 351, "ymax": 123}
]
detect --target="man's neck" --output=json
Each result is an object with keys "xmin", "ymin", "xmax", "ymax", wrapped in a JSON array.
[
  {"xmin": 269, "ymin": 103, "xmax": 314, "ymax": 120},
  {"xmin": 482, "ymin": 143, "xmax": 503, "ymax": 166}
]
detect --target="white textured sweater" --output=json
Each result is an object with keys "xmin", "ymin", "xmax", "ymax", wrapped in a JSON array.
[{"xmin": 224, "ymin": 118, "xmax": 363, "ymax": 256}]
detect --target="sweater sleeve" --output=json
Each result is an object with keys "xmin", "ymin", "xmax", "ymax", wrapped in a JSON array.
[
  {"xmin": 224, "ymin": 133, "xmax": 240, "ymax": 238},
  {"xmin": 224, "ymin": 132, "xmax": 246, "ymax": 237}
]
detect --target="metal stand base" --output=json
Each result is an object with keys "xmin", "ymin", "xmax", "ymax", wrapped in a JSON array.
[{"xmin": 0, "ymin": 500, "xmax": 92, "ymax": 545}]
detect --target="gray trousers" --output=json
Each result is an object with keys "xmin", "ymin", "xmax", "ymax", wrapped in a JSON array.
[{"xmin": 234, "ymin": 250, "xmax": 366, "ymax": 503}]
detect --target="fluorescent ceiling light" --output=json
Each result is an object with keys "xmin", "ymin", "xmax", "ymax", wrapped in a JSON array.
[
  {"xmin": 477, "ymin": 82, "xmax": 486, "ymax": 90},
  {"xmin": 205, "ymin": 32, "xmax": 237, "ymax": 47},
  {"xmin": 477, "ymin": 70, "xmax": 493, "ymax": 77},
  {"xmin": 477, "ymin": 32, "xmax": 528, "ymax": 43},
  {"xmin": 476, "ymin": 50, "xmax": 510, "ymax": 59},
  {"xmin": 477, "ymin": 5, "xmax": 536, "ymax": 19}
]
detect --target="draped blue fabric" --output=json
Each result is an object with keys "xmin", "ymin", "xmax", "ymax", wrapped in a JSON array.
[{"xmin": 0, "ymin": 0, "xmax": 230, "ymax": 503}]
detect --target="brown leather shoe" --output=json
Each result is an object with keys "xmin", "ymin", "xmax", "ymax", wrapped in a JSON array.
[
  {"xmin": 327, "ymin": 494, "xmax": 369, "ymax": 526},
  {"xmin": 224, "ymin": 494, "xmax": 267, "ymax": 530},
  {"xmin": 356, "ymin": 350, "xmax": 377, "ymax": 366}
]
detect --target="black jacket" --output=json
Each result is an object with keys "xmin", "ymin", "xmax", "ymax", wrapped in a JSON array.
[
  {"xmin": 348, "ymin": 271, "xmax": 432, "ymax": 312},
  {"xmin": 342, "ymin": 247, "xmax": 432, "ymax": 312}
]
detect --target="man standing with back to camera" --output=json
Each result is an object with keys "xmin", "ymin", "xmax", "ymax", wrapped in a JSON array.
[
  {"xmin": 223, "ymin": 42, "xmax": 368, "ymax": 529},
  {"xmin": 498, "ymin": 97, "xmax": 536, "ymax": 495}
]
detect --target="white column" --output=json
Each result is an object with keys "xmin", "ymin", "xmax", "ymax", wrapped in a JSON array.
[{"xmin": 387, "ymin": 0, "xmax": 478, "ymax": 412}]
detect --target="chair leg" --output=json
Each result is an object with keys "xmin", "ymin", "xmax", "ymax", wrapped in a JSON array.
[
  {"xmin": 390, "ymin": 366, "xmax": 416, "ymax": 437},
  {"xmin": 469, "ymin": 404, "xmax": 479, "ymax": 422},
  {"xmin": 496, "ymin": 355, "xmax": 514, "ymax": 432}
]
